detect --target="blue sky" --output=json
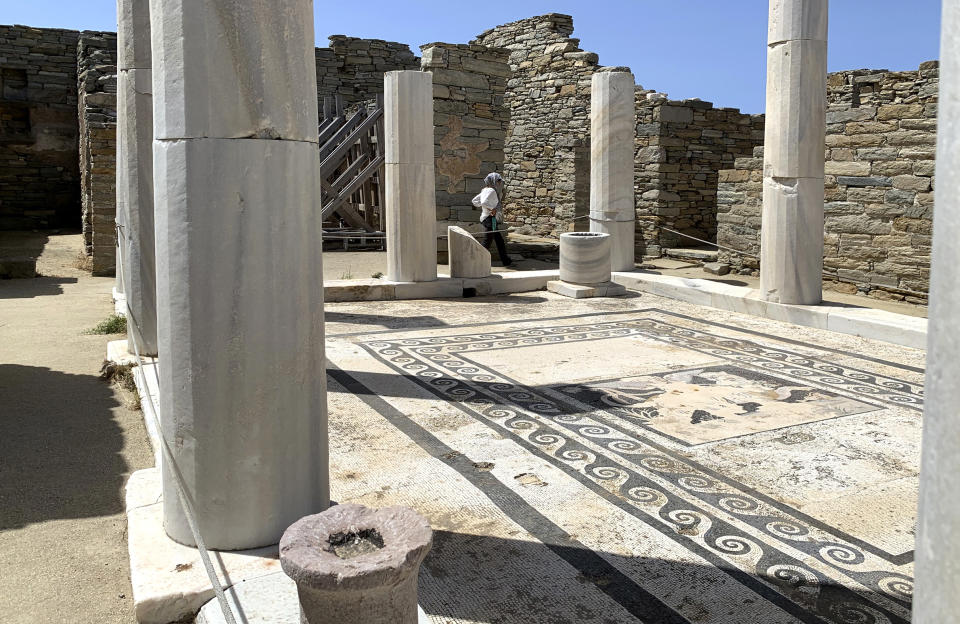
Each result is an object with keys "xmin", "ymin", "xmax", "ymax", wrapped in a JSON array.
[{"xmin": 5, "ymin": 1, "xmax": 942, "ymax": 113}]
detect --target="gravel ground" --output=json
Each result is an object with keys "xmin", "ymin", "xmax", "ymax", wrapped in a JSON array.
[{"xmin": 0, "ymin": 231, "xmax": 153, "ymax": 624}]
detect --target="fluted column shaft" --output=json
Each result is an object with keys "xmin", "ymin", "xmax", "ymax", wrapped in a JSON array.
[
  {"xmin": 759, "ymin": 0, "xmax": 828, "ymax": 304},
  {"xmin": 385, "ymin": 70, "xmax": 437, "ymax": 283},
  {"xmin": 913, "ymin": 1, "xmax": 960, "ymax": 620},
  {"xmin": 117, "ymin": 0, "xmax": 157, "ymax": 354},
  {"xmin": 150, "ymin": 0, "xmax": 329, "ymax": 550},
  {"xmin": 589, "ymin": 71, "xmax": 636, "ymax": 272}
]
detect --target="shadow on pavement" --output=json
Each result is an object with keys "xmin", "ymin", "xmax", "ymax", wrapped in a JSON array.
[
  {"xmin": 325, "ymin": 312, "xmax": 448, "ymax": 330},
  {"xmin": 0, "ymin": 364, "xmax": 127, "ymax": 530},
  {"xmin": 0, "ymin": 275, "xmax": 78, "ymax": 299}
]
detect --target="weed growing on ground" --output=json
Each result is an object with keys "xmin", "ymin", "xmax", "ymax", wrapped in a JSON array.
[
  {"xmin": 371, "ymin": 271, "xmax": 383, "ymax": 279},
  {"xmin": 99, "ymin": 360, "xmax": 142, "ymax": 411},
  {"xmin": 73, "ymin": 252, "xmax": 94, "ymax": 272},
  {"xmin": 339, "ymin": 269, "xmax": 353, "ymax": 280},
  {"xmin": 86, "ymin": 313, "xmax": 126, "ymax": 335}
]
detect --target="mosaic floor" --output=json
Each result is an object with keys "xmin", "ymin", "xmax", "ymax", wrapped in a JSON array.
[{"xmin": 324, "ymin": 292, "xmax": 924, "ymax": 624}]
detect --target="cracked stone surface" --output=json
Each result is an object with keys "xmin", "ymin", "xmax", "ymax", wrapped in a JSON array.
[{"xmin": 318, "ymin": 289, "xmax": 921, "ymax": 623}]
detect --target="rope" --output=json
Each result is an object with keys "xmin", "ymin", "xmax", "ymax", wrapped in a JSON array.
[
  {"xmin": 321, "ymin": 227, "xmax": 515, "ymax": 240},
  {"xmin": 659, "ymin": 226, "xmax": 760, "ymax": 260},
  {"xmin": 551, "ymin": 215, "xmax": 927, "ymax": 299},
  {"xmin": 587, "ymin": 215, "xmax": 636, "ymax": 224},
  {"xmin": 656, "ymin": 225, "xmax": 928, "ymax": 299},
  {"xmin": 114, "ymin": 223, "xmax": 239, "ymax": 624}
]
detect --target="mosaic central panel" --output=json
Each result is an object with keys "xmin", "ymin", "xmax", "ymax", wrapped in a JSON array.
[{"xmin": 556, "ymin": 364, "xmax": 880, "ymax": 445}]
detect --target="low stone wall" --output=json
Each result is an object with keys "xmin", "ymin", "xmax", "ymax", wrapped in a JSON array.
[
  {"xmin": 717, "ymin": 62, "xmax": 938, "ymax": 303},
  {"xmin": 77, "ymin": 31, "xmax": 117, "ymax": 276},
  {"xmin": 315, "ymin": 36, "xmax": 419, "ymax": 110},
  {"xmin": 635, "ymin": 95, "xmax": 764, "ymax": 256},
  {"xmin": 0, "ymin": 25, "xmax": 81, "ymax": 231},
  {"xmin": 421, "ymin": 42, "xmax": 509, "ymax": 235},
  {"xmin": 473, "ymin": 14, "xmax": 601, "ymax": 236}
]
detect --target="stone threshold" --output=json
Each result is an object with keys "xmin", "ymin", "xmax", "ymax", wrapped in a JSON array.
[
  {"xmin": 324, "ymin": 269, "xmax": 559, "ymax": 302},
  {"xmin": 612, "ymin": 271, "xmax": 927, "ymax": 350}
]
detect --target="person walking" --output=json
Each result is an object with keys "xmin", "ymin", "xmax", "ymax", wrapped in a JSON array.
[{"xmin": 472, "ymin": 172, "xmax": 512, "ymax": 267}]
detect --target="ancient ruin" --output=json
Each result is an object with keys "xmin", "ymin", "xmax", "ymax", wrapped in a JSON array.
[{"xmin": 3, "ymin": 1, "xmax": 960, "ymax": 623}]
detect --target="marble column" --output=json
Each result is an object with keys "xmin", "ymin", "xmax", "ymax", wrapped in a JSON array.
[
  {"xmin": 385, "ymin": 71, "xmax": 437, "ymax": 283},
  {"xmin": 117, "ymin": 0, "xmax": 157, "ymax": 354},
  {"xmin": 759, "ymin": 0, "xmax": 828, "ymax": 305},
  {"xmin": 115, "ymin": 129, "xmax": 126, "ymax": 298},
  {"xmin": 913, "ymin": 1, "xmax": 960, "ymax": 619},
  {"xmin": 151, "ymin": 0, "xmax": 328, "ymax": 550},
  {"xmin": 589, "ymin": 71, "xmax": 636, "ymax": 272}
]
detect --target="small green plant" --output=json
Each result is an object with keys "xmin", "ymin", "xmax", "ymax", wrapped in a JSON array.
[
  {"xmin": 86, "ymin": 313, "xmax": 127, "ymax": 335},
  {"xmin": 339, "ymin": 269, "xmax": 354, "ymax": 280},
  {"xmin": 371, "ymin": 271, "xmax": 383, "ymax": 279}
]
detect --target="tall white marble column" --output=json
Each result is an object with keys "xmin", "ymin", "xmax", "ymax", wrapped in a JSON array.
[
  {"xmin": 913, "ymin": 1, "xmax": 960, "ymax": 619},
  {"xmin": 589, "ymin": 70, "xmax": 636, "ymax": 272},
  {"xmin": 117, "ymin": 0, "xmax": 157, "ymax": 354},
  {"xmin": 385, "ymin": 71, "xmax": 437, "ymax": 283},
  {"xmin": 151, "ymin": 0, "xmax": 328, "ymax": 550},
  {"xmin": 759, "ymin": 0, "xmax": 828, "ymax": 305}
]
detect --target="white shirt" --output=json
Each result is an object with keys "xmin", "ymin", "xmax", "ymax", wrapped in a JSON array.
[{"xmin": 472, "ymin": 187, "xmax": 500, "ymax": 220}]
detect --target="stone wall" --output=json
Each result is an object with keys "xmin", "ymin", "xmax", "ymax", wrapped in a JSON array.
[
  {"xmin": 0, "ymin": 25, "xmax": 80, "ymax": 230},
  {"xmin": 315, "ymin": 36, "xmax": 419, "ymax": 110},
  {"xmin": 77, "ymin": 31, "xmax": 117, "ymax": 276},
  {"xmin": 717, "ymin": 62, "xmax": 938, "ymax": 303},
  {"xmin": 473, "ymin": 14, "xmax": 601, "ymax": 236},
  {"xmin": 472, "ymin": 13, "xmax": 764, "ymax": 260},
  {"xmin": 421, "ymin": 42, "xmax": 510, "ymax": 234},
  {"xmin": 635, "ymin": 94, "xmax": 764, "ymax": 256}
]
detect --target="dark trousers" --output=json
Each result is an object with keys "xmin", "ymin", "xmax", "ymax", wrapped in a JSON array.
[{"xmin": 481, "ymin": 216, "xmax": 510, "ymax": 265}]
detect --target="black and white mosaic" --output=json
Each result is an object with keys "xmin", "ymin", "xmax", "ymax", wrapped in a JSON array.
[{"xmin": 352, "ymin": 311, "xmax": 921, "ymax": 624}]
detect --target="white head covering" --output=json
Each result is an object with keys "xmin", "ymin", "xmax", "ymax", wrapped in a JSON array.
[{"xmin": 483, "ymin": 172, "xmax": 504, "ymax": 188}]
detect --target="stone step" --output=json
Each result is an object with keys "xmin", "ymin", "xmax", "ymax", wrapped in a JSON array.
[{"xmin": 664, "ymin": 247, "xmax": 718, "ymax": 263}]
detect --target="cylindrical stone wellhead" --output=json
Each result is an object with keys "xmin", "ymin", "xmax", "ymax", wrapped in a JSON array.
[
  {"xmin": 280, "ymin": 504, "xmax": 433, "ymax": 624},
  {"xmin": 559, "ymin": 232, "xmax": 611, "ymax": 285}
]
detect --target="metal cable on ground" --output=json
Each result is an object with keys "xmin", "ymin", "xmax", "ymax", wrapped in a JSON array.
[{"xmin": 114, "ymin": 224, "xmax": 239, "ymax": 624}]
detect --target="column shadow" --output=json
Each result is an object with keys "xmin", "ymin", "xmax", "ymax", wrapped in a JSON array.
[{"xmin": 0, "ymin": 364, "xmax": 128, "ymax": 529}]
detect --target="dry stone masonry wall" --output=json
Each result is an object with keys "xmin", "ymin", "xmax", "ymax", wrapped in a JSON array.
[
  {"xmin": 0, "ymin": 25, "xmax": 80, "ymax": 230},
  {"xmin": 635, "ymin": 94, "xmax": 764, "ymax": 256},
  {"xmin": 76, "ymin": 31, "xmax": 117, "ymax": 276},
  {"xmin": 0, "ymin": 17, "xmax": 943, "ymax": 296},
  {"xmin": 421, "ymin": 42, "xmax": 509, "ymax": 233},
  {"xmin": 718, "ymin": 62, "xmax": 938, "ymax": 303},
  {"xmin": 474, "ymin": 14, "xmax": 601, "ymax": 236},
  {"xmin": 315, "ymin": 36, "xmax": 419, "ymax": 110}
]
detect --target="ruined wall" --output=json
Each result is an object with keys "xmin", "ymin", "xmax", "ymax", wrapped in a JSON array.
[
  {"xmin": 717, "ymin": 62, "xmax": 938, "ymax": 303},
  {"xmin": 421, "ymin": 42, "xmax": 509, "ymax": 234},
  {"xmin": 0, "ymin": 25, "xmax": 80, "ymax": 231},
  {"xmin": 315, "ymin": 36, "xmax": 419, "ymax": 110},
  {"xmin": 77, "ymin": 31, "xmax": 117, "ymax": 276},
  {"xmin": 474, "ymin": 14, "xmax": 601, "ymax": 236},
  {"xmin": 635, "ymin": 94, "xmax": 764, "ymax": 256}
]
